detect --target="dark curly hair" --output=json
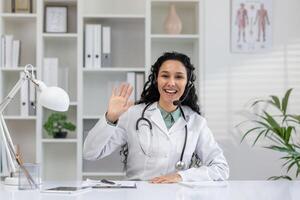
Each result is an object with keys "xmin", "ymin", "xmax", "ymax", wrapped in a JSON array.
[
  {"xmin": 120, "ymin": 52, "xmax": 202, "ymax": 169},
  {"xmin": 137, "ymin": 51, "xmax": 200, "ymax": 114}
]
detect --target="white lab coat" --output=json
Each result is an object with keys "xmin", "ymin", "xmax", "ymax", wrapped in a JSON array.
[{"xmin": 83, "ymin": 102, "xmax": 229, "ymax": 181}]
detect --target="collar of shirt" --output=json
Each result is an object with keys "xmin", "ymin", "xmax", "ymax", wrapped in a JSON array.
[{"xmin": 157, "ymin": 104, "xmax": 182, "ymax": 130}]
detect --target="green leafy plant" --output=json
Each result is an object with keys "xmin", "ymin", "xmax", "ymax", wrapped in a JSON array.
[
  {"xmin": 238, "ymin": 89, "xmax": 300, "ymax": 180},
  {"xmin": 43, "ymin": 113, "xmax": 76, "ymax": 138}
]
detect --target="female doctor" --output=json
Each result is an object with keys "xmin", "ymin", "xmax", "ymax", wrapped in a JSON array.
[{"xmin": 83, "ymin": 52, "xmax": 229, "ymax": 183}]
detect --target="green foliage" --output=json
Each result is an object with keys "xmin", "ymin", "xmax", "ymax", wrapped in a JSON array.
[
  {"xmin": 238, "ymin": 89, "xmax": 300, "ymax": 180},
  {"xmin": 43, "ymin": 113, "xmax": 76, "ymax": 137}
]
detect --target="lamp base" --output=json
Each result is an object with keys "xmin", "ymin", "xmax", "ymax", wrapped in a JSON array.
[{"xmin": 4, "ymin": 176, "xmax": 19, "ymax": 186}]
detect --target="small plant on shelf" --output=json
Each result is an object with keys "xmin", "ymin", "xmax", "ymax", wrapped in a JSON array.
[{"xmin": 43, "ymin": 113, "xmax": 76, "ymax": 138}]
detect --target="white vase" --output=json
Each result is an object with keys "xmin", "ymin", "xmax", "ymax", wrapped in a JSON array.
[{"xmin": 164, "ymin": 4, "xmax": 182, "ymax": 34}]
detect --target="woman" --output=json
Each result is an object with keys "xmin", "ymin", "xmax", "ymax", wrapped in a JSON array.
[{"xmin": 83, "ymin": 52, "xmax": 229, "ymax": 183}]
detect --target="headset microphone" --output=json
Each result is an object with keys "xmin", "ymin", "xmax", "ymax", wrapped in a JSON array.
[{"xmin": 172, "ymin": 82, "xmax": 193, "ymax": 106}]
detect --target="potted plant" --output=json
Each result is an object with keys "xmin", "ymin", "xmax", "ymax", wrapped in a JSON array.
[
  {"xmin": 237, "ymin": 89, "xmax": 300, "ymax": 180},
  {"xmin": 43, "ymin": 113, "xmax": 76, "ymax": 138}
]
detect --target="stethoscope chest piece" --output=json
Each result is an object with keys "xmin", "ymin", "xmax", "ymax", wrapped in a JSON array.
[{"xmin": 175, "ymin": 161, "xmax": 186, "ymax": 171}]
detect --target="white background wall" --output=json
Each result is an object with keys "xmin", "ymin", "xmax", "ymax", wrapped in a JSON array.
[{"xmin": 202, "ymin": 0, "xmax": 300, "ymax": 180}]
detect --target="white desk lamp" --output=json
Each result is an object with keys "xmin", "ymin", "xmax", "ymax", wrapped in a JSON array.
[{"xmin": 0, "ymin": 64, "xmax": 70, "ymax": 188}]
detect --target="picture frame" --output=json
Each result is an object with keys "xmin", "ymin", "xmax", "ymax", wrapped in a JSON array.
[
  {"xmin": 231, "ymin": 0, "xmax": 272, "ymax": 53},
  {"xmin": 12, "ymin": 0, "xmax": 33, "ymax": 13},
  {"xmin": 45, "ymin": 6, "xmax": 68, "ymax": 33}
]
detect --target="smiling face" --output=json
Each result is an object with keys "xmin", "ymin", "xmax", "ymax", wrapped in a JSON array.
[{"xmin": 157, "ymin": 60, "xmax": 188, "ymax": 112}]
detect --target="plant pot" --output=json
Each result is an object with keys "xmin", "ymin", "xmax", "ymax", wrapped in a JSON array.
[{"xmin": 54, "ymin": 131, "xmax": 68, "ymax": 138}]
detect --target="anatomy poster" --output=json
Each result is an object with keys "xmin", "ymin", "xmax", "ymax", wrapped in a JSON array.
[{"xmin": 231, "ymin": 0, "xmax": 272, "ymax": 53}]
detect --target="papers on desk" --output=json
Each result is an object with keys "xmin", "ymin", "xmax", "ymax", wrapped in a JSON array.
[
  {"xmin": 85, "ymin": 178, "xmax": 137, "ymax": 189},
  {"xmin": 179, "ymin": 181, "xmax": 228, "ymax": 189}
]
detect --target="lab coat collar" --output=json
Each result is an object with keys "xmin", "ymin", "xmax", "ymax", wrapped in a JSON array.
[{"xmin": 146, "ymin": 102, "xmax": 191, "ymax": 136}]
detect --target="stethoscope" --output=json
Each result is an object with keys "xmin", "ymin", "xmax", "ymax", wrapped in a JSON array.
[{"xmin": 135, "ymin": 102, "xmax": 188, "ymax": 171}]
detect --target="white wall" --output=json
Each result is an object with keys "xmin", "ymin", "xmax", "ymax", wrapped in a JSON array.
[{"xmin": 202, "ymin": 0, "xmax": 300, "ymax": 180}]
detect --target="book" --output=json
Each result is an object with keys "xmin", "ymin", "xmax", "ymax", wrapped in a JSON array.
[
  {"xmin": 135, "ymin": 73, "xmax": 145, "ymax": 101},
  {"xmin": 43, "ymin": 58, "xmax": 58, "ymax": 86},
  {"xmin": 126, "ymin": 72, "xmax": 136, "ymax": 101},
  {"xmin": 5, "ymin": 35, "xmax": 13, "ymax": 68},
  {"xmin": 12, "ymin": 40, "xmax": 20, "ymax": 68}
]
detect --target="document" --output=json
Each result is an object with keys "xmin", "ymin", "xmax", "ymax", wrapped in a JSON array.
[
  {"xmin": 179, "ymin": 181, "xmax": 228, "ymax": 188},
  {"xmin": 85, "ymin": 178, "xmax": 137, "ymax": 189}
]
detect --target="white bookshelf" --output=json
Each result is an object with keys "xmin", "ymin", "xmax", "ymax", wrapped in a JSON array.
[{"xmin": 0, "ymin": 0, "xmax": 203, "ymax": 181}]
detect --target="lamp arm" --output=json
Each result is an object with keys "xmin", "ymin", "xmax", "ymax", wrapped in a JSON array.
[
  {"xmin": 0, "ymin": 75, "xmax": 27, "ymax": 113},
  {"xmin": 0, "ymin": 114, "xmax": 17, "ymax": 173}
]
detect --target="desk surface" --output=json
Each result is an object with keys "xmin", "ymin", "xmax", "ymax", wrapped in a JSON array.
[{"xmin": 0, "ymin": 181, "xmax": 299, "ymax": 200}]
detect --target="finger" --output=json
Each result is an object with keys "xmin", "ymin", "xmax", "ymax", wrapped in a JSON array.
[
  {"xmin": 120, "ymin": 83, "xmax": 129, "ymax": 97},
  {"xmin": 112, "ymin": 87, "xmax": 117, "ymax": 97},
  {"xmin": 124, "ymin": 85, "xmax": 133, "ymax": 100},
  {"xmin": 118, "ymin": 83, "xmax": 126, "ymax": 96},
  {"xmin": 125, "ymin": 100, "xmax": 134, "ymax": 110}
]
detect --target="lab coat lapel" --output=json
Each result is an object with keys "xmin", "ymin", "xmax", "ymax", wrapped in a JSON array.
[
  {"xmin": 148, "ymin": 106, "xmax": 169, "ymax": 136},
  {"xmin": 169, "ymin": 117, "xmax": 187, "ymax": 134}
]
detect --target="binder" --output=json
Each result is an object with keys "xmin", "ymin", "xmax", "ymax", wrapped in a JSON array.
[
  {"xmin": 20, "ymin": 72, "xmax": 29, "ymax": 116},
  {"xmin": 126, "ymin": 72, "xmax": 136, "ymax": 101},
  {"xmin": 84, "ymin": 24, "xmax": 94, "ymax": 68},
  {"xmin": 102, "ymin": 26, "xmax": 111, "ymax": 67},
  {"xmin": 28, "ymin": 80, "xmax": 36, "ymax": 116},
  {"xmin": 93, "ymin": 24, "xmax": 102, "ymax": 68}
]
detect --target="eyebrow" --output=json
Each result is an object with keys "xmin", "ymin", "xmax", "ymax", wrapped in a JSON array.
[{"xmin": 160, "ymin": 71, "xmax": 186, "ymax": 75}]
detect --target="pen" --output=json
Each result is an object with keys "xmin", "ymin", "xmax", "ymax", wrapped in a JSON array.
[{"xmin": 101, "ymin": 179, "xmax": 116, "ymax": 185}]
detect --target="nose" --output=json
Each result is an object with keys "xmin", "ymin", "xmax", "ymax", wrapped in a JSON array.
[{"xmin": 166, "ymin": 77, "xmax": 176, "ymax": 86}]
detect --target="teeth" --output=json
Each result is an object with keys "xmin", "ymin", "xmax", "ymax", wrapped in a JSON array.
[{"xmin": 165, "ymin": 89, "xmax": 176, "ymax": 94}]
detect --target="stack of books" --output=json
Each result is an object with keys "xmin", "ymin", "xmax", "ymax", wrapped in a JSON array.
[{"xmin": 0, "ymin": 35, "xmax": 20, "ymax": 68}]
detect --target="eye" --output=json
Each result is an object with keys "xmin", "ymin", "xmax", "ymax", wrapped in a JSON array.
[
  {"xmin": 175, "ymin": 75, "xmax": 185, "ymax": 79},
  {"xmin": 161, "ymin": 74, "xmax": 169, "ymax": 78}
]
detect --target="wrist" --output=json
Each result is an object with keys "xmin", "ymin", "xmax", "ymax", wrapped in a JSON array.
[{"xmin": 105, "ymin": 112, "xmax": 118, "ymax": 125}]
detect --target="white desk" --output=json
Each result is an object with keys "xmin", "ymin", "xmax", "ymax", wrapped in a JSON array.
[{"xmin": 0, "ymin": 181, "xmax": 299, "ymax": 200}]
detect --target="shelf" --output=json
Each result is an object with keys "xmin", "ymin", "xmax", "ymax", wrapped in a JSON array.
[
  {"xmin": 82, "ymin": 172, "xmax": 126, "ymax": 177},
  {"xmin": 0, "ymin": 13, "xmax": 37, "ymax": 19},
  {"xmin": 42, "ymin": 139, "xmax": 77, "ymax": 143},
  {"xmin": 83, "ymin": 68, "xmax": 145, "ymax": 72},
  {"xmin": 151, "ymin": 0, "xmax": 199, "ymax": 2},
  {"xmin": 83, "ymin": 14, "xmax": 145, "ymax": 19},
  {"xmin": 42, "ymin": 33, "xmax": 78, "ymax": 38},
  {"xmin": 3, "ymin": 116, "xmax": 37, "ymax": 120},
  {"xmin": 0, "ymin": 67, "xmax": 37, "ymax": 71},
  {"xmin": 83, "ymin": 115, "xmax": 101, "ymax": 120},
  {"xmin": 44, "ymin": 0, "xmax": 77, "ymax": 5},
  {"xmin": 151, "ymin": 34, "xmax": 199, "ymax": 39}
]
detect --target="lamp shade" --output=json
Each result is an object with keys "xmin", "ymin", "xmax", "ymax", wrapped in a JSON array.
[{"xmin": 38, "ymin": 86, "xmax": 70, "ymax": 112}]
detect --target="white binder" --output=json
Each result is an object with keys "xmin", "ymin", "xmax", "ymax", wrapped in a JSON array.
[
  {"xmin": 93, "ymin": 24, "xmax": 102, "ymax": 68},
  {"xmin": 102, "ymin": 26, "xmax": 111, "ymax": 67},
  {"xmin": 20, "ymin": 72, "xmax": 29, "ymax": 116},
  {"xmin": 135, "ymin": 73, "xmax": 145, "ymax": 101},
  {"xmin": 85, "ymin": 24, "xmax": 94, "ymax": 68}
]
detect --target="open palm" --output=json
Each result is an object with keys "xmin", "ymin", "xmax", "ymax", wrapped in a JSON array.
[{"xmin": 106, "ymin": 83, "xmax": 134, "ymax": 122}]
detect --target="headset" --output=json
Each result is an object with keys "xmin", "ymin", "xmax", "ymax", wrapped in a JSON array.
[{"xmin": 135, "ymin": 67, "xmax": 194, "ymax": 171}]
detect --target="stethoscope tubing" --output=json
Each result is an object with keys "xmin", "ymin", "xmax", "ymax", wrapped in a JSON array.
[{"xmin": 136, "ymin": 102, "xmax": 188, "ymax": 170}]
